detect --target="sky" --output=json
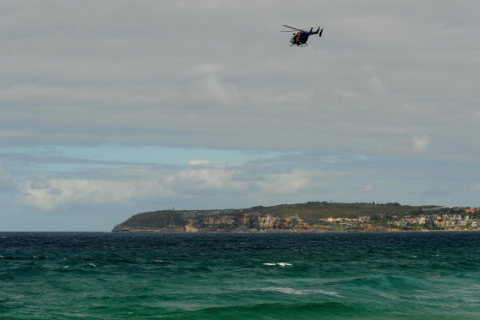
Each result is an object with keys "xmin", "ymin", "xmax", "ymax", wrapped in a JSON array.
[{"xmin": 1, "ymin": 1, "xmax": 479, "ymax": 231}]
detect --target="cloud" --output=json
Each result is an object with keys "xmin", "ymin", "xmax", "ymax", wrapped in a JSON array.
[
  {"xmin": 350, "ymin": 184, "xmax": 375, "ymax": 194},
  {"xmin": 187, "ymin": 159, "xmax": 214, "ymax": 166},
  {"xmin": 29, "ymin": 175, "xmax": 52, "ymax": 190},
  {"xmin": 8, "ymin": 146, "xmax": 480, "ymax": 231},
  {"xmin": 2, "ymin": 1, "xmax": 480, "ymax": 230},
  {"xmin": 471, "ymin": 183, "xmax": 480, "ymax": 193},
  {"xmin": 0, "ymin": 1, "xmax": 478, "ymax": 161},
  {"xmin": 360, "ymin": 184, "xmax": 375, "ymax": 193},
  {"xmin": 190, "ymin": 63, "xmax": 224, "ymax": 76},
  {"xmin": 14, "ymin": 163, "xmax": 319, "ymax": 211},
  {"xmin": 257, "ymin": 169, "xmax": 311, "ymax": 195},
  {"xmin": 187, "ymin": 73, "xmax": 247, "ymax": 109},
  {"xmin": 413, "ymin": 135, "xmax": 430, "ymax": 152},
  {"xmin": 368, "ymin": 78, "xmax": 388, "ymax": 95},
  {"xmin": 17, "ymin": 174, "xmax": 166, "ymax": 211},
  {"xmin": 423, "ymin": 183, "xmax": 453, "ymax": 196},
  {"xmin": 0, "ymin": 164, "xmax": 13, "ymax": 192}
]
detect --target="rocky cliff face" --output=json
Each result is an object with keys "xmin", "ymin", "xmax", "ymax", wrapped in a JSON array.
[{"xmin": 112, "ymin": 210, "xmax": 312, "ymax": 233}]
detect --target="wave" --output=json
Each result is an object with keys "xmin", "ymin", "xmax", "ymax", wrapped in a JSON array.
[
  {"xmin": 258, "ymin": 286, "xmax": 339, "ymax": 297},
  {"xmin": 262, "ymin": 262, "xmax": 292, "ymax": 267},
  {"xmin": 332, "ymin": 274, "xmax": 430, "ymax": 292},
  {"xmin": 163, "ymin": 302, "xmax": 359, "ymax": 320}
]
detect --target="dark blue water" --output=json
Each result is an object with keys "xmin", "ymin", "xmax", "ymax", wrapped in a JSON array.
[{"xmin": 1, "ymin": 232, "xmax": 479, "ymax": 319}]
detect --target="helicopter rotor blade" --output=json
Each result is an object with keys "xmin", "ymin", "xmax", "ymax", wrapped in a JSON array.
[{"xmin": 282, "ymin": 25, "xmax": 303, "ymax": 31}]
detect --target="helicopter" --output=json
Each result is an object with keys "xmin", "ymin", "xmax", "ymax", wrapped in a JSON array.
[{"xmin": 281, "ymin": 24, "xmax": 323, "ymax": 47}]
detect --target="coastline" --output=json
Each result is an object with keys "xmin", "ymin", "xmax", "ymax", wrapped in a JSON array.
[
  {"xmin": 111, "ymin": 227, "xmax": 480, "ymax": 233},
  {"xmin": 112, "ymin": 202, "xmax": 480, "ymax": 233}
]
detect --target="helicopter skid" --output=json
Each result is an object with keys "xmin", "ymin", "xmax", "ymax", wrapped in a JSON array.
[{"xmin": 290, "ymin": 43, "xmax": 308, "ymax": 47}]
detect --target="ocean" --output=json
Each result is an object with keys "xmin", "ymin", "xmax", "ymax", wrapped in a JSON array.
[{"xmin": 1, "ymin": 232, "xmax": 479, "ymax": 319}]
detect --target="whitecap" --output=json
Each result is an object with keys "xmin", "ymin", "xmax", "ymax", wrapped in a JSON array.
[
  {"xmin": 276, "ymin": 262, "xmax": 292, "ymax": 267},
  {"xmin": 262, "ymin": 262, "xmax": 293, "ymax": 267},
  {"xmin": 261, "ymin": 287, "xmax": 339, "ymax": 296}
]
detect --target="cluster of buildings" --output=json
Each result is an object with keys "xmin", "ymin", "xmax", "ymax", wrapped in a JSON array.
[
  {"xmin": 320, "ymin": 216, "xmax": 371, "ymax": 224},
  {"xmin": 391, "ymin": 214, "xmax": 478, "ymax": 229},
  {"xmin": 319, "ymin": 208, "xmax": 480, "ymax": 231}
]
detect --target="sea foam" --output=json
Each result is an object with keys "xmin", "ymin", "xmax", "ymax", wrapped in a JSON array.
[
  {"xmin": 263, "ymin": 262, "xmax": 292, "ymax": 267},
  {"xmin": 260, "ymin": 287, "xmax": 339, "ymax": 296}
]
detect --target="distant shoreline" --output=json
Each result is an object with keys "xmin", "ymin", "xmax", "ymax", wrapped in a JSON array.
[
  {"xmin": 2, "ymin": 230, "xmax": 479, "ymax": 234},
  {"xmin": 111, "ymin": 228, "xmax": 480, "ymax": 234},
  {"xmin": 112, "ymin": 202, "xmax": 480, "ymax": 233}
]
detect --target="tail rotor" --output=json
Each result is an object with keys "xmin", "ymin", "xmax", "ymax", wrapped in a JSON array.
[{"xmin": 316, "ymin": 23, "xmax": 324, "ymax": 37}]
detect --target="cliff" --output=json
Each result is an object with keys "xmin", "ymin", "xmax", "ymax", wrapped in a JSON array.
[
  {"xmin": 112, "ymin": 210, "xmax": 310, "ymax": 233},
  {"xmin": 112, "ymin": 202, "xmax": 479, "ymax": 233}
]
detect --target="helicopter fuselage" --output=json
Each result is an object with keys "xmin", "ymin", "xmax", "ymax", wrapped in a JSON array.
[
  {"xmin": 284, "ymin": 25, "xmax": 323, "ymax": 47},
  {"xmin": 290, "ymin": 30, "xmax": 312, "ymax": 46}
]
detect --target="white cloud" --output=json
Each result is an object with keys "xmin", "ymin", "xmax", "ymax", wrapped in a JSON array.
[
  {"xmin": 14, "ymin": 164, "xmax": 316, "ymax": 211},
  {"xmin": 413, "ymin": 135, "xmax": 430, "ymax": 152},
  {"xmin": 17, "ymin": 176, "xmax": 166, "ymax": 211},
  {"xmin": 187, "ymin": 159, "xmax": 214, "ymax": 166},
  {"xmin": 257, "ymin": 169, "xmax": 311, "ymax": 195},
  {"xmin": 471, "ymin": 183, "xmax": 480, "ymax": 193},
  {"xmin": 369, "ymin": 78, "xmax": 388, "ymax": 95},
  {"xmin": 188, "ymin": 73, "xmax": 247, "ymax": 108},
  {"xmin": 29, "ymin": 175, "xmax": 52, "ymax": 190},
  {"xmin": 360, "ymin": 184, "xmax": 375, "ymax": 193}
]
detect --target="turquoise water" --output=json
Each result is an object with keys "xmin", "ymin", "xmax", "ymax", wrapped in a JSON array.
[{"xmin": 1, "ymin": 232, "xmax": 479, "ymax": 319}]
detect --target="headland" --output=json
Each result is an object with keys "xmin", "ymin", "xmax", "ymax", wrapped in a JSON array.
[{"xmin": 112, "ymin": 202, "xmax": 480, "ymax": 233}]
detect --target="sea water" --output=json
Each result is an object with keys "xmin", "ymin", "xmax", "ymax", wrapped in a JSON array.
[{"xmin": 1, "ymin": 232, "xmax": 479, "ymax": 319}]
